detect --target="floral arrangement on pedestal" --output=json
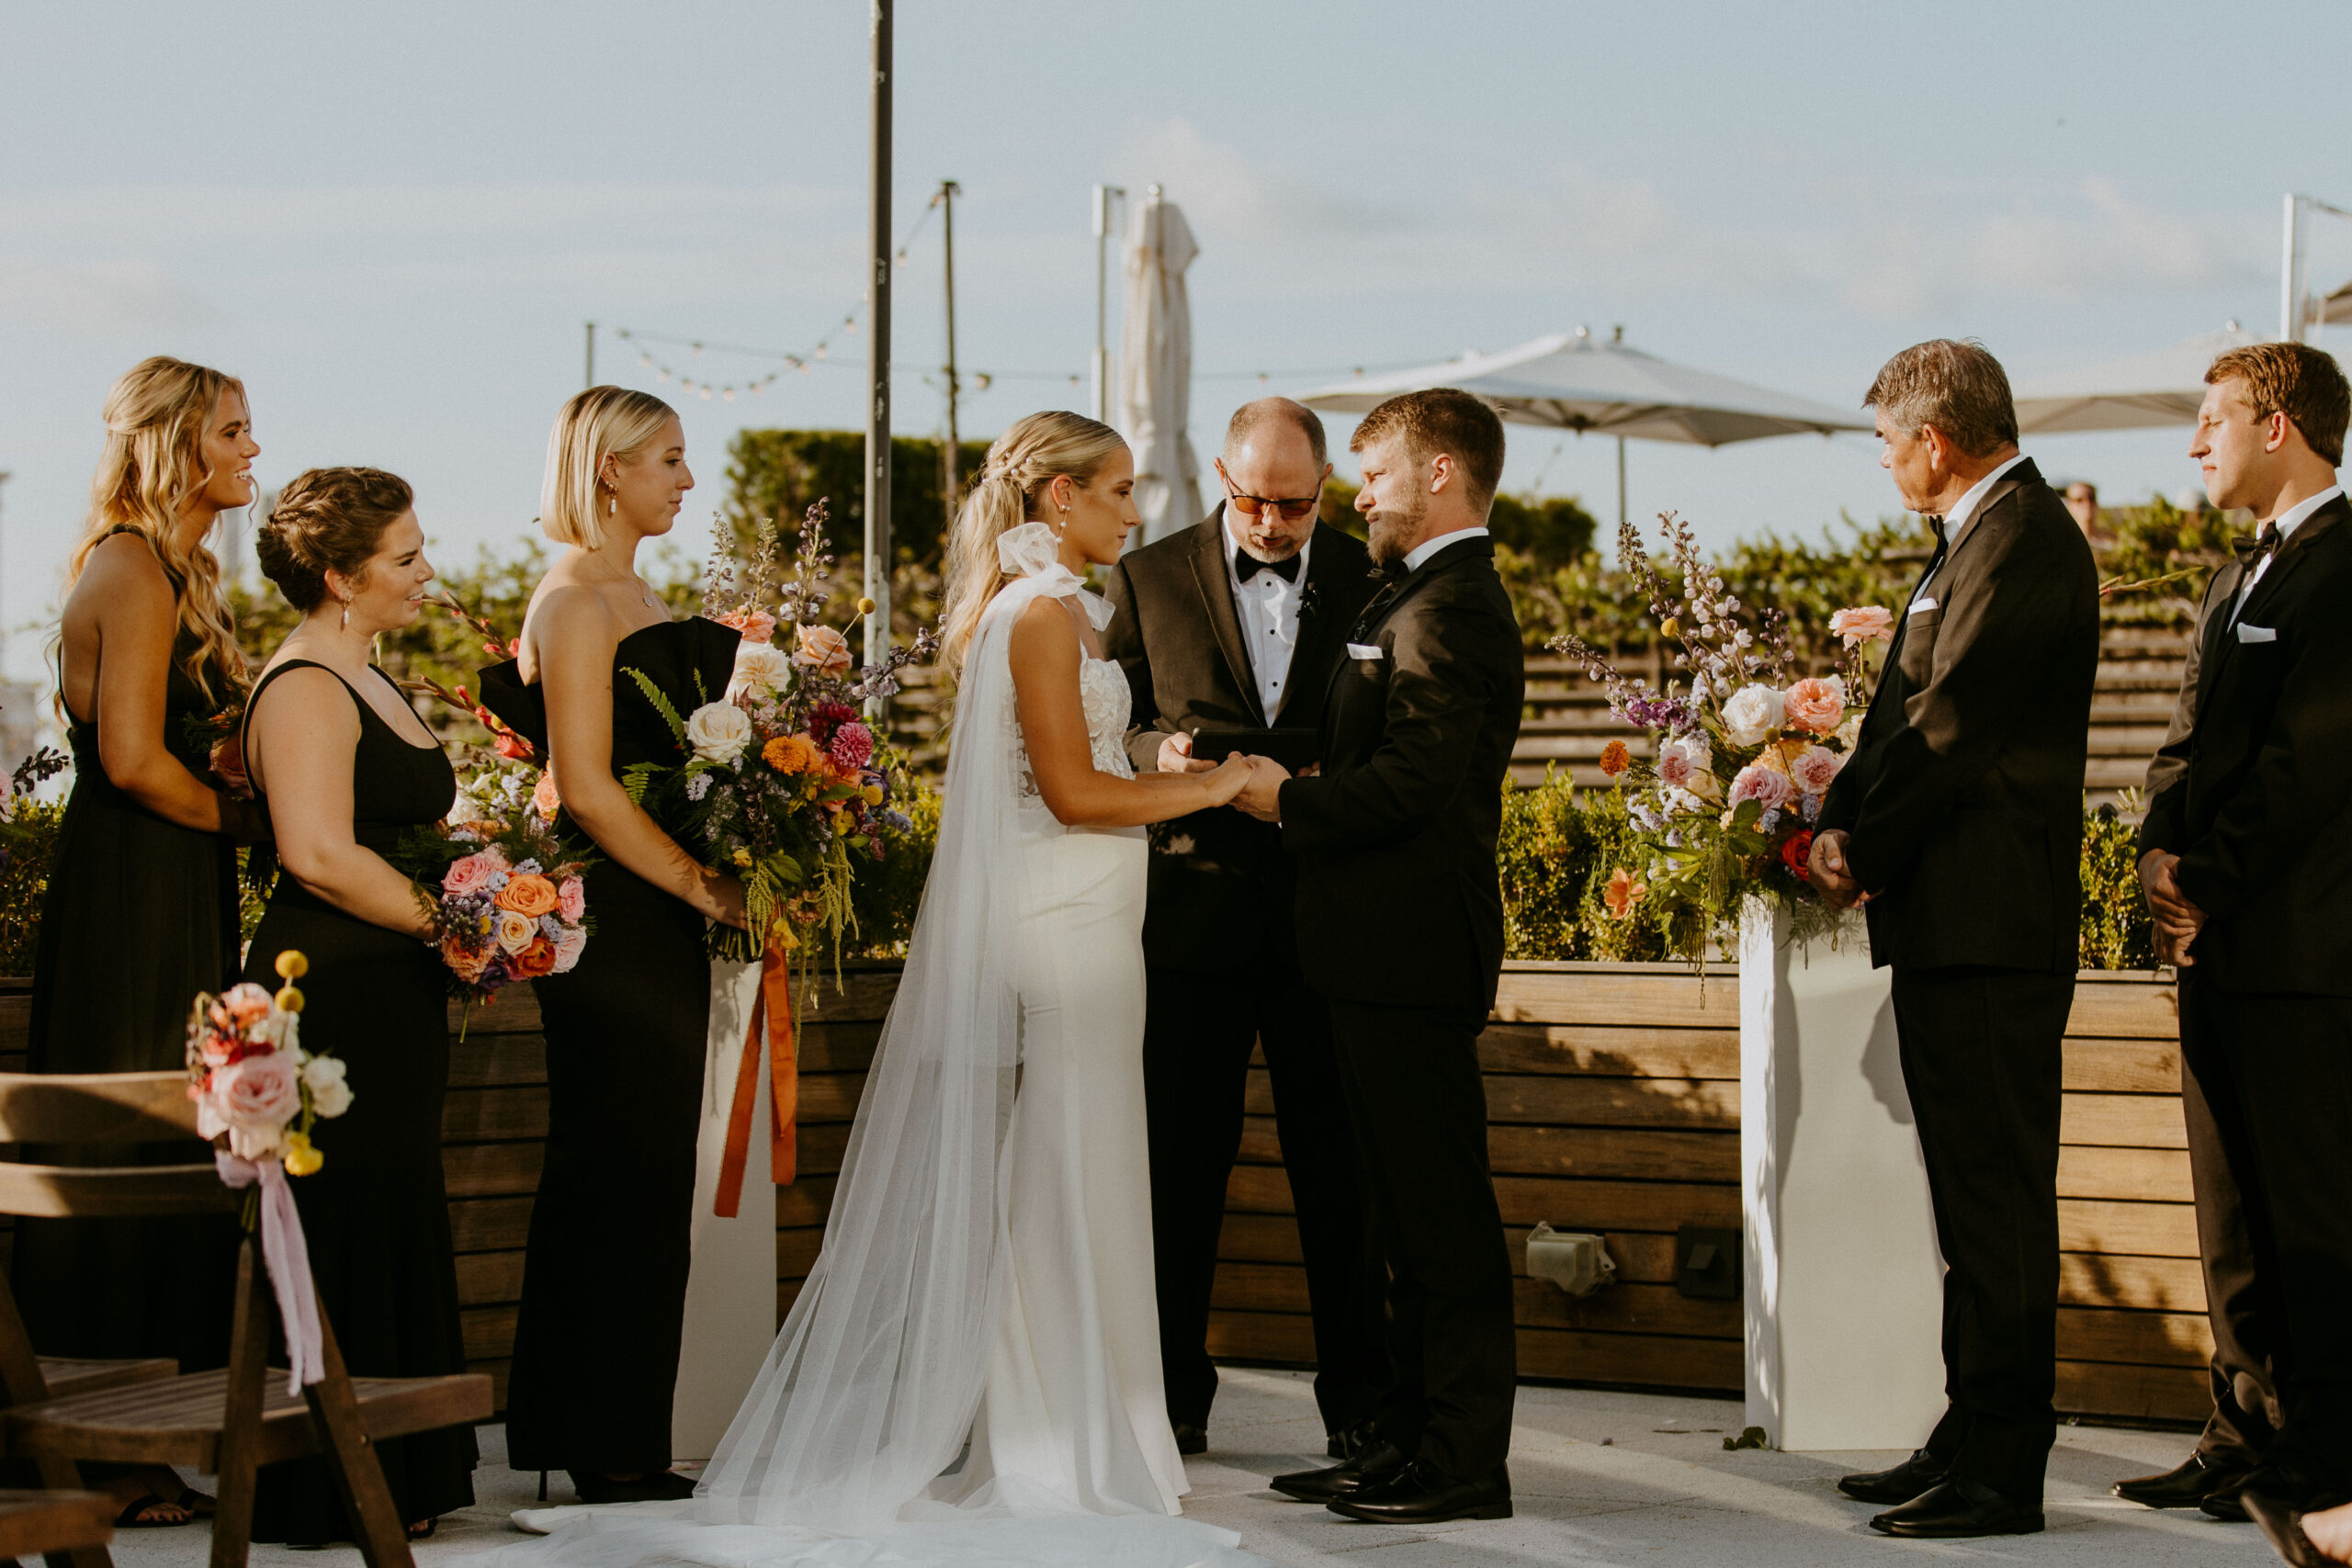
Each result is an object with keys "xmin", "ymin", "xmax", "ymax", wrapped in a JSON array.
[
  {"xmin": 1549, "ymin": 514, "xmax": 1895, "ymax": 956},
  {"xmin": 626, "ymin": 501, "xmax": 936, "ymax": 965},
  {"xmin": 185, "ymin": 951, "xmax": 351, "ymax": 1177}
]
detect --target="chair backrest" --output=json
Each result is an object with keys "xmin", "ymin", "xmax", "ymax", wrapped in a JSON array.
[{"xmin": 0, "ymin": 1071, "xmax": 236, "ymax": 1220}]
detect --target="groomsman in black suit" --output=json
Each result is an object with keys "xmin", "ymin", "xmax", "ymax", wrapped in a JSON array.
[
  {"xmin": 1235, "ymin": 389, "xmax": 1524, "ymax": 1526},
  {"xmin": 1809, "ymin": 340, "xmax": 2100, "ymax": 1539},
  {"xmin": 2131, "ymin": 342, "xmax": 2352, "ymax": 1562},
  {"xmin": 1102, "ymin": 399, "xmax": 1387, "ymax": 1459}
]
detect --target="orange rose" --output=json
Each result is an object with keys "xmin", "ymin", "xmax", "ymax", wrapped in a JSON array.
[
  {"xmin": 793, "ymin": 624, "xmax": 853, "ymax": 675},
  {"xmin": 533, "ymin": 768, "xmax": 560, "ymax": 818},
  {"xmin": 496, "ymin": 873, "xmax": 560, "ymax": 918},
  {"xmin": 441, "ymin": 934, "xmax": 492, "ymax": 984},
  {"xmin": 511, "ymin": 936, "xmax": 559, "ymax": 978}
]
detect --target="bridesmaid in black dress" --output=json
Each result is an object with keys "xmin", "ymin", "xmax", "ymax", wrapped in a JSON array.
[
  {"xmin": 238, "ymin": 468, "xmax": 475, "ymax": 1542},
  {"xmin": 20, "ymin": 356, "xmax": 266, "ymax": 1526},
  {"xmin": 480, "ymin": 388, "xmax": 743, "ymax": 1504}
]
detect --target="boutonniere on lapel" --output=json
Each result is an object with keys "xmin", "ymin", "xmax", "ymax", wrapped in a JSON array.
[{"xmin": 1298, "ymin": 576, "xmax": 1320, "ymax": 621}]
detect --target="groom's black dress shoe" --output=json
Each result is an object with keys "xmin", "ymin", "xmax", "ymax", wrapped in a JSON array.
[
  {"xmin": 2113, "ymin": 1451, "xmax": 2252, "ymax": 1510},
  {"xmin": 1270, "ymin": 1439, "xmax": 1408, "ymax": 1503},
  {"xmin": 1173, "ymin": 1423, "xmax": 1208, "ymax": 1456},
  {"xmin": 569, "ymin": 1469, "xmax": 697, "ymax": 1504},
  {"xmin": 1325, "ymin": 1460, "xmax": 1511, "ymax": 1524},
  {"xmin": 1867, "ymin": 1476, "xmax": 2043, "ymax": 1538},
  {"xmin": 1836, "ymin": 1449, "xmax": 1948, "ymax": 1505},
  {"xmin": 1328, "ymin": 1418, "xmax": 1378, "ymax": 1461}
]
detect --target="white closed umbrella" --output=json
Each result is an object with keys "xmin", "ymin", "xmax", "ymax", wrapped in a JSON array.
[
  {"xmin": 1296, "ymin": 326, "xmax": 1871, "ymax": 523},
  {"xmin": 1117, "ymin": 186, "xmax": 1203, "ymax": 546},
  {"xmin": 2012, "ymin": 324, "xmax": 2271, "ymax": 434}
]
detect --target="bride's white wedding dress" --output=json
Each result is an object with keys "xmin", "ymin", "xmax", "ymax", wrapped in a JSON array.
[{"xmin": 477, "ymin": 525, "xmax": 1266, "ymax": 1568}]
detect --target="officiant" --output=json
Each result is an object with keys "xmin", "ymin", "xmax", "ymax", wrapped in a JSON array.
[{"xmin": 1102, "ymin": 399, "xmax": 1387, "ymax": 1460}]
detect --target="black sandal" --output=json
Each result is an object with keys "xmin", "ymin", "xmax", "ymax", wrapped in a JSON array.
[
  {"xmin": 407, "ymin": 1519, "xmax": 438, "ymax": 1540},
  {"xmin": 112, "ymin": 1494, "xmax": 194, "ymax": 1529}
]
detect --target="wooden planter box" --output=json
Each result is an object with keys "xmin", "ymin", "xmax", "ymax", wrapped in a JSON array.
[{"xmin": 0, "ymin": 962, "xmax": 2204, "ymax": 1427}]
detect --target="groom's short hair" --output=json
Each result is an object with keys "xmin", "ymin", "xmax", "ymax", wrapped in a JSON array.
[
  {"xmin": 1351, "ymin": 389, "xmax": 1507, "ymax": 513},
  {"xmin": 1864, "ymin": 339, "xmax": 2018, "ymax": 457}
]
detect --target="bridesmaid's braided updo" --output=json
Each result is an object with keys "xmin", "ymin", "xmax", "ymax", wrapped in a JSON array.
[{"xmin": 256, "ymin": 468, "xmax": 414, "ymax": 612}]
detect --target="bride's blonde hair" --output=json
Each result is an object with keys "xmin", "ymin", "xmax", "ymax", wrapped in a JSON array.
[
  {"xmin": 63, "ymin": 355, "xmax": 250, "ymax": 702},
  {"xmin": 938, "ymin": 411, "xmax": 1125, "ymax": 682}
]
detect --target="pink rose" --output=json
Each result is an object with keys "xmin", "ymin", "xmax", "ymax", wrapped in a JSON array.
[
  {"xmin": 1782, "ymin": 676, "xmax": 1846, "ymax": 737},
  {"xmin": 443, "ymin": 852, "xmax": 496, "ymax": 897},
  {"xmin": 1790, "ymin": 745, "xmax": 1843, "ymax": 796},
  {"xmin": 551, "ymin": 925, "xmax": 588, "ymax": 974},
  {"xmin": 212, "ymin": 1050, "xmax": 301, "ymax": 1133},
  {"xmin": 1658, "ymin": 750, "xmax": 1692, "ymax": 788},
  {"xmin": 718, "ymin": 608, "xmax": 778, "ymax": 645},
  {"xmin": 828, "ymin": 720, "xmax": 875, "ymax": 772},
  {"xmin": 556, "ymin": 877, "xmax": 585, "ymax": 923},
  {"xmin": 1830, "ymin": 605, "xmax": 1894, "ymax": 647},
  {"xmin": 1728, "ymin": 762, "xmax": 1792, "ymax": 813},
  {"xmin": 793, "ymin": 624, "xmax": 853, "ymax": 675}
]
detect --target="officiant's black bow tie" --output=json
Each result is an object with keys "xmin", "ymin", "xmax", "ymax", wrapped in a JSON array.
[
  {"xmin": 1238, "ymin": 551, "xmax": 1302, "ymax": 585},
  {"xmin": 2233, "ymin": 526, "xmax": 2281, "ymax": 569}
]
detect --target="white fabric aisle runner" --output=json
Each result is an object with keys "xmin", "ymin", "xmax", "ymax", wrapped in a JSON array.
[{"xmin": 484, "ymin": 1506, "xmax": 1268, "ymax": 1568}]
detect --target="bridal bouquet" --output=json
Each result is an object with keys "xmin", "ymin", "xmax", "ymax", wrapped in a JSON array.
[
  {"xmin": 395, "ymin": 756, "xmax": 592, "ymax": 1004},
  {"xmin": 186, "ymin": 951, "xmax": 352, "ymax": 1176},
  {"xmin": 625, "ymin": 501, "xmax": 934, "ymax": 964},
  {"xmin": 1550, "ymin": 513, "xmax": 1894, "ymax": 952}
]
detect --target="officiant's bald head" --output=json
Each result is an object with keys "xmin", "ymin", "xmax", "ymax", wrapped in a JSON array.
[{"xmin": 1216, "ymin": 399, "xmax": 1331, "ymax": 563}]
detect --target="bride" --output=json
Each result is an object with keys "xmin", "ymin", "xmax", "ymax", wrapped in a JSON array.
[{"xmin": 488, "ymin": 412, "xmax": 1267, "ymax": 1568}]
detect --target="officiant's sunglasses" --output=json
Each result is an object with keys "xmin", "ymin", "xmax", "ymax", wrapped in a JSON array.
[{"xmin": 1216, "ymin": 460, "xmax": 1328, "ymax": 522}]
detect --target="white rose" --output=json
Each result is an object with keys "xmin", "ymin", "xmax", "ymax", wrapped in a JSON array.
[
  {"xmin": 684, "ymin": 700, "xmax": 752, "ymax": 764},
  {"xmin": 301, "ymin": 1055, "xmax": 355, "ymax": 1119},
  {"xmin": 1721, "ymin": 684, "xmax": 1786, "ymax": 747},
  {"xmin": 728, "ymin": 643, "xmax": 793, "ymax": 701},
  {"xmin": 1836, "ymin": 714, "xmax": 1864, "ymax": 751}
]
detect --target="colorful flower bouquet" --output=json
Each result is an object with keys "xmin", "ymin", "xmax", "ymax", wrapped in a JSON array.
[
  {"xmin": 395, "ymin": 756, "xmax": 592, "ymax": 1005},
  {"xmin": 186, "ymin": 950, "xmax": 351, "ymax": 1176},
  {"xmin": 626, "ymin": 501, "xmax": 936, "ymax": 964},
  {"xmin": 1549, "ymin": 513, "xmax": 1895, "ymax": 954}
]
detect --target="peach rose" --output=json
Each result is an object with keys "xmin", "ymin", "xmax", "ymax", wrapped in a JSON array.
[
  {"xmin": 211, "ymin": 982, "xmax": 275, "ymax": 1035},
  {"xmin": 442, "ymin": 934, "xmax": 492, "ymax": 984},
  {"xmin": 496, "ymin": 873, "xmax": 560, "ymax": 918},
  {"xmin": 494, "ymin": 910, "xmax": 537, "ymax": 956},
  {"xmin": 533, "ymin": 768, "xmax": 560, "ymax": 818},
  {"xmin": 556, "ymin": 877, "xmax": 585, "ymax": 923},
  {"xmin": 1830, "ymin": 605, "xmax": 1894, "ymax": 647},
  {"xmin": 718, "ymin": 608, "xmax": 777, "ymax": 645},
  {"xmin": 511, "ymin": 937, "xmax": 559, "ymax": 979},
  {"xmin": 551, "ymin": 925, "xmax": 588, "ymax": 974},
  {"xmin": 1782, "ymin": 676, "xmax": 1845, "ymax": 737},
  {"xmin": 793, "ymin": 624, "xmax": 853, "ymax": 675},
  {"xmin": 1790, "ymin": 745, "xmax": 1843, "ymax": 796},
  {"xmin": 443, "ymin": 852, "xmax": 497, "ymax": 897}
]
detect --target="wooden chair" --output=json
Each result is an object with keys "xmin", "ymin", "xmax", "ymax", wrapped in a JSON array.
[
  {"xmin": 0, "ymin": 1070, "xmax": 493, "ymax": 1568},
  {"xmin": 0, "ymin": 1489, "xmax": 115, "ymax": 1562}
]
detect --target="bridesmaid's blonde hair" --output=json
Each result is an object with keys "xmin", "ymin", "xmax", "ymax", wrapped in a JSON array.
[
  {"xmin": 540, "ymin": 386, "xmax": 678, "ymax": 550},
  {"xmin": 938, "ymin": 411, "xmax": 1125, "ymax": 682},
  {"xmin": 64, "ymin": 355, "xmax": 250, "ymax": 702}
]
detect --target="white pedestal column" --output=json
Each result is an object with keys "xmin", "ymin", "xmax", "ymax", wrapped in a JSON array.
[
  {"xmin": 671, "ymin": 957, "xmax": 781, "ymax": 1462},
  {"xmin": 1739, "ymin": 900, "xmax": 1946, "ymax": 1451}
]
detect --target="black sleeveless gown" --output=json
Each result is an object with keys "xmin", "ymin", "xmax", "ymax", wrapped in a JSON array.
[
  {"xmin": 238, "ymin": 660, "xmax": 476, "ymax": 1541},
  {"xmin": 15, "ymin": 612, "xmax": 242, "ymax": 1374},
  {"xmin": 480, "ymin": 616, "xmax": 738, "ymax": 1478}
]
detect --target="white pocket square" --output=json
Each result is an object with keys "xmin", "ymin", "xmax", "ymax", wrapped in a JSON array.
[
  {"xmin": 2238, "ymin": 623, "xmax": 2278, "ymax": 643},
  {"xmin": 1908, "ymin": 596, "xmax": 1938, "ymax": 615},
  {"xmin": 1346, "ymin": 642, "xmax": 1385, "ymax": 660}
]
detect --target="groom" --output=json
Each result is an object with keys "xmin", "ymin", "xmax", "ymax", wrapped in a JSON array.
[{"xmin": 1235, "ymin": 388, "xmax": 1524, "ymax": 1525}]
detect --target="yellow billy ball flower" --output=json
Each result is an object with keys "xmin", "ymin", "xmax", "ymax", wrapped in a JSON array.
[
  {"xmin": 274, "ymin": 985, "xmax": 305, "ymax": 1014},
  {"xmin": 856, "ymin": 596, "xmax": 877, "ymax": 616},
  {"xmin": 283, "ymin": 1133, "xmax": 324, "ymax": 1177},
  {"xmin": 274, "ymin": 950, "xmax": 310, "ymax": 980}
]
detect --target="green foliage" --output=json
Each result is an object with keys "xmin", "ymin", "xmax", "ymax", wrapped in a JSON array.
[
  {"xmin": 1498, "ymin": 770, "xmax": 1677, "ymax": 961},
  {"xmin": 816, "ymin": 777, "xmax": 940, "ymax": 962},
  {"xmin": 0, "ymin": 798, "xmax": 63, "ymax": 975},
  {"xmin": 2092, "ymin": 499, "xmax": 2235, "ymax": 626},
  {"xmin": 2079, "ymin": 800, "xmax": 2158, "ymax": 971}
]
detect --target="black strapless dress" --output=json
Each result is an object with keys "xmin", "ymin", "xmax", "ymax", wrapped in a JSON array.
[
  {"xmin": 479, "ymin": 616, "xmax": 738, "ymax": 1476},
  {"xmin": 237, "ymin": 660, "xmax": 476, "ymax": 1541},
  {"xmin": 14, "ymin": 618, "xmax": 242, "ymax": 1374}
]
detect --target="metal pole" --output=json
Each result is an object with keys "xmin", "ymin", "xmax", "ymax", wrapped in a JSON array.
[
  {"xmin": 863, "ymin": 0, "xmax": 893, "ymax": 719},
  {"xmin": 941, "ymin": 180, "xmax": 961, "ymax": 535},
  {"xmin": 584, "ymin": 321, "xmax": 596, "ymax": 388},
  {"xmin": 1615, "ymin": 436, "xmax": 1627, "ymax": 527},
  {"xmin": 0, "ymin": 470, "xmax": 10, "ymax": 681},
  {"xmin": 2281, "ymin": 195, "xmax": 2305, "ymax": 344},
  {"xmin": 1091, "ymin": 184, "xmax": 1124, "ymax": 423}
]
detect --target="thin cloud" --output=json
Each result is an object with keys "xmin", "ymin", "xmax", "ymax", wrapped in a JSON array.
[{"xmin": 0, "ymin": 261, "xmax": 218, "ymax": 334}]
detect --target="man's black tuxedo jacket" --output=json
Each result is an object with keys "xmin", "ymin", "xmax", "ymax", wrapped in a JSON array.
[
  {"xmin": 1277, "ymin": 535, "xmax": 1525, "ymax": 1010},
  {"xmin": 1103, "ymin": 512, "xmax": 1377, "ymax": 972},
  {"xmin": 1817, "ymin": 458, "xmax": 2099, "ymax": 972},
  {"xmin": 2135, "ymin": 491, "xmax": 2352, "ymax": 994}
]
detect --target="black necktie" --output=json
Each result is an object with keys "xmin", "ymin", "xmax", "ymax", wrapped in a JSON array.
[
  {"xmin": 2233, "ymin": 526, "xmax": 2281, "ymax": 570},
  {"xmin": 1237, "ymin": 551, "xmax": 1302, "ymax": 585}
]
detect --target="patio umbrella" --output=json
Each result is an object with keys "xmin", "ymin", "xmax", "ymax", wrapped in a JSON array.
[
  {"xmin": 2011, "ymin": 325, "xmax": 2267, "ymax": 434},
  {"xmin": 1295, "ymin": 327, "xmax": 1871, "ymax": 523},
  {"xmin": 1117, "ymin": 186, "xmax": 1204, "ymax": 546}
]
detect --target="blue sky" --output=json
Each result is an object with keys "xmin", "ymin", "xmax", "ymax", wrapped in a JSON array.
[{"xmin": 6, "ymin": 0, "xmax": 2349, "ymax": 677}]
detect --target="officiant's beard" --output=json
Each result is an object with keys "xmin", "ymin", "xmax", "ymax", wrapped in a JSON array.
[{"xmin": 1365, "ymin": 494, "xmax": 1428, "ymax": 567}]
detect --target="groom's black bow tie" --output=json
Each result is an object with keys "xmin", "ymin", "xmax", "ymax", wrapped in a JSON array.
[
  {"xmin": 2233, "ymin": 526, "xmax": 2282, "ymax": 569},
  {"xmin": 1237, "ymin": 551, "xmax": 1302, "ymax": 585}
]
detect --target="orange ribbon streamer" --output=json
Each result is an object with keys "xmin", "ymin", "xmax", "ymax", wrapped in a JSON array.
[{"xmin": 714, "ymin": 942, "xmax": 797, "ymax": 1217}]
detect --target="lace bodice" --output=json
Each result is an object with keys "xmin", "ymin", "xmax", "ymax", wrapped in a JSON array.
[{"xmin": 1015, "ymin": 650, "xmax": 1134, "ymax": 829}]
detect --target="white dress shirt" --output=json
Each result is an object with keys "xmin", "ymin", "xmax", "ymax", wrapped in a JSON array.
[
  {"xmin": 1913, "ymin": 453, "xmax": 2027, "ymax": 603},
  {"xmin": 2234, "ymin": 482, "xmax": 2343, "ymax": 615},
  {"xmin": 1401, "ymin": 525, "xmax": 1491, "ymax": 573},
  {"xmin": 1224, "ymin": 515, "xmax": 1312, "ymax": 720}
]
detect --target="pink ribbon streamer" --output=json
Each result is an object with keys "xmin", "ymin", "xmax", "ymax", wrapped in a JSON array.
[{"xmin": 215, "ymin": 1151, "xmax": 323, "ymax": 1394}]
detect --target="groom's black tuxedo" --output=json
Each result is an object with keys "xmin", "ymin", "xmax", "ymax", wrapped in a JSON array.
[
  {"xmin": 2136, "ymin": 489, "xmax": 2352, "ymax": 1491},
  {"xmin": 1816, "ymin": 455, "xmax": 2098, "ymax": 1501},
  {"xmin": 1277, "ymin": 531, "xmax": 1524, "ymax": 1483},
  {"xmin": 1102, "ymin": 511, "xmax": 1386, "ymax": 1442}
]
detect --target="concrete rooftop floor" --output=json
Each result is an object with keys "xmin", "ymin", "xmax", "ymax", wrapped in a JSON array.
[{"xmin": 111, "ymin": 1368, "xmax": 2278, "ymax": 1568}]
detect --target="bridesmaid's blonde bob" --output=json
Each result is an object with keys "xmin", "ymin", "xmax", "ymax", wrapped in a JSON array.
[{"xmin": 540, "ymin": 385, "xmax": 678, "ymax": 550}]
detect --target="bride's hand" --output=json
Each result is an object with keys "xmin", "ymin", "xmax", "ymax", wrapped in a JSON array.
[{"xmin": 1204, "ymin": 752, "xmax": 1253, "ymax": 806}]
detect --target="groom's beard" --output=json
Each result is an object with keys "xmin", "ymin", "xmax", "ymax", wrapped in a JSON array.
[{"xmin": 1365, "ymin": 494, "xmax": 1428, "ymax": 568}]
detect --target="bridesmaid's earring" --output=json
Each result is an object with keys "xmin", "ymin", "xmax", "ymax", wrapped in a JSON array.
[
  {"xmin": 339, "ymin": 596, "xmax": 350, "ymax": 632},
  {"xmin": 608, "ymin": 493, "xmax": 616, "ymax": 517}
]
